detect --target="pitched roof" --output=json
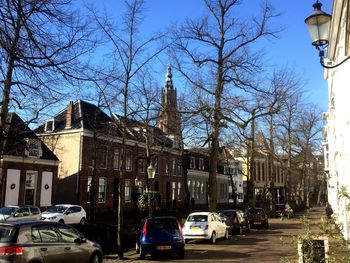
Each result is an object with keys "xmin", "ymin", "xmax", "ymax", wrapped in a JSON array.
[
  {"xmin": 3, "ymin": 113, "xmax": 58, "ymax": 160},
  {"xmin": 36, "ymin": 100, "xmax": 174, "ymax": 148}
]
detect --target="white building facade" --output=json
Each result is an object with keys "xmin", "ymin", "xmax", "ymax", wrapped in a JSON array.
[{"xmin": 323, "ymin": 0, "xmax": 350, "ymax": 240}]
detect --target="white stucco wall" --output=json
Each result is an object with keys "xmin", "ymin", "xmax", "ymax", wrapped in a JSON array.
[{"xmin": 325, "ymin": 0, "xmax": 350, "ymax": 238}]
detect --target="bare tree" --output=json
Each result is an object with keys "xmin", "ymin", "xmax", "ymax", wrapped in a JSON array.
[
  {"xmin": 0, "ymin": 0, "xmax": 96, "ymax": 154},
  {"xmin": 293, "ymin": 106, "xmax": 322, "ymax": 208},
  {"xmin": 91, "ymin": 0, "xmax": 170, "ymax": 258},
  {"xmin": 171, "ymin": 0, "xmax": 280, "ymax": 211}
]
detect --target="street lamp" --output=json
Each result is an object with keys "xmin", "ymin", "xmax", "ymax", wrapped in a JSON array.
[
  {"xmin": 147, "ymin": 164, "xmax": 156, "ymax": 179},
  {"xmin": 305, "ymin": 1, "xmax": 350, "ymax": 68}
]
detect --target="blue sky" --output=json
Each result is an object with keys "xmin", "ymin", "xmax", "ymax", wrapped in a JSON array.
[{"xmin": 88, "ymin": 0, "xmax": 332, "ymax": 112}]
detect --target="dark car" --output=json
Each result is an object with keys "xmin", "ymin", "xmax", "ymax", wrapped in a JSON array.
[
  {"xmin": 218, "ymin": 209, "xmax": 250, "ymax": 235},
  {"xmin": 136, "ymin": 216, "xmax": 185, "ymax": 259},
  {"xmin": 0, "ymin": 221, "xmax": 102, "ymax": 263},
  {"xmin": 275, "ymin": 203, "xmax": 294, "ymax": 218},
  {"xmin": 246, "ymin": 208, "xmax": 269, "ymax": 229}
]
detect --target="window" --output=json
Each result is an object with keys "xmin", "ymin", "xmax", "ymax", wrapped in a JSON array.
[
  {"xmin": 177, "ymin": 182, "xmax": 182, "ymax": 201},
  {"xmin": 154, "ymin": 157, "xmax": 159, "ymax": 174},
  {"xmin": 199, "ymin": 158, "xmax": 204, "ymax": 170},
  {"xmin": 97, "ymin": 148, "xmax": 107, "ymax": 169},
  {"xmin": 172, "ymin": 182, "xmax": 176, "ymax": 200},
  {"xmin": 177, "ymin": 163, "xmax": 182, "ymax": 176},
  {"xmin": 98, "ymin": 178, "xmax": 106, "ymax": 203},
  {"xmin": 36, "ymin": 226, "xmax": 59, "ymax": 242},
  {"xmin": 87, "ymin": 176, "xmax": 92, "ymax": 203},
  {"xmin": 30, "ymin": 207, "xmax": 40, "ymax": 215},
  {"xmin": 138, "ymin": 159, "xmax": 145, "ymax": 173},
  {"xmin": 125, "ymin": 180, "xmax": 131, "ymax": 202},
  {"xmin": 44, "ymin": 119, "xmax": 55, "ymax": 132},
  {"xmin": 172, "ymin": 160, "xmax": 177, "ymax": 176},
  {"xmin": 165, "ymin": 159, "xmax": 170, "ymax": 175},
  {"xmin": 126, "ymin": 156, "xmax": 132, "ymax": 171},
  {"xmin": 113, "ymin": 150, "xmax": 120, "ymax": 170},
  {"xmin": 25, "ymin": 138, "xmax": 42, "ymax": 158},
  {"xmin": 190, "ymin": 157, "xmax": 195, "ymax": 169},
  {"xmin": 58, "ymin": 225, "xmax": 81, "ymax": 243}
]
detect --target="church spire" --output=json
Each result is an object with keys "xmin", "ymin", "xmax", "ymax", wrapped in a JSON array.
[{"xmin": 165, "ymin": 65, "xmax": 173, "ymax": 89}]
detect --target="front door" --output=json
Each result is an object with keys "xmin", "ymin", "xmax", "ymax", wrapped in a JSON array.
[{"xmin": 25, "ymin": 171, "xmax": 37, "ymax": 205}]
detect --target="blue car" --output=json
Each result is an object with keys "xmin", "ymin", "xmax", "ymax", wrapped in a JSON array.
[{"xmin": 135, "ymin": 216, "xmax": 185, "ymax": 259}]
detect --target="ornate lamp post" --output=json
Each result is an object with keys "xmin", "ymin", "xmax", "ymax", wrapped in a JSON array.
[{"xmin": 305, "ymin": 1, "xmax": 350, "ymax": 68}]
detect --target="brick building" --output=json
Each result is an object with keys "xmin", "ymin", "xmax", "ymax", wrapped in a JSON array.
[{"xmin": 0, "ymin": 113, "xmax": 59, "ymax": 208}]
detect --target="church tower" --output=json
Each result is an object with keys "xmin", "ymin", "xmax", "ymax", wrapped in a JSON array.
[{"xmin": 157, "ymin": 66, "xmax": 181, "ymax": 147}]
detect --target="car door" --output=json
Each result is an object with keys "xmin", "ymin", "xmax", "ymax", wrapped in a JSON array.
[
  {"xmin": 214, "ymin": 213, "xmax": 226, "ymax": 237},
  {"xmin": 32, "ymin": 224, "xmax": 65, "ymax": 263},
  {"xmin": 64, "ymin": 206, "xmax": 80, "ymax": 224},
  {"xmin": 56, "ymin": 224, "xmax": 90, "ymax": 262},
  {"xmin": 11, "ymin": 207, "xmax": 30, "ymax": 221}
]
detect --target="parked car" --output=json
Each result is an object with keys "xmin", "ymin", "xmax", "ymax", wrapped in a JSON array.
[
  {"xmin": 0, "ymin": 205, "xmax": 41, "ymax": 222},
  {"xmin": 135, "ymin": 216, "xmax": 185, "ymax": 259},
  {"xmin": 41, "ymin": 204, "xmax": 87, "ymax": 224},
  {"xmin": 0, "ymin": 221, "xmax": 102, "ymax": 263},
  {"xmin": 246, "ymin": 208, "xmax": 269, "ymax": 229},
  {"xmin": 218, "ymin": 209, "xmax": 250, "ymax": 235},
  {"xmin": 275, "ymin": 203, "xmax": 294, "ymax": 218},
  {"xmin": 182, "ymin": 212, "xmax": 228, "ymax": 244}
]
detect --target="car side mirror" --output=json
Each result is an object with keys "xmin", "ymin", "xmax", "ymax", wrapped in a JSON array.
[
  {"xmin": 74, "ymin": 237, "xmax": 86, "ymax": 243},
  {"xmin": 65, "ymin": 211, "xmax": 71, "ymax": 215}
]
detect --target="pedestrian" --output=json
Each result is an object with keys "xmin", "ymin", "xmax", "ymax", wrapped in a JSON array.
[{"xmin": 325, "ymin": 202, "xmax": 333, "ymax": 219}]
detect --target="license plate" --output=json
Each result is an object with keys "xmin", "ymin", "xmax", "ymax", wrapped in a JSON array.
[
  {"xmin": 253, "ymin": 222, "xmax": 261, "ymax": 225},
  {"xmin": 157, "ymin": 245, "xmax": 171, "ymax": 250},
  {"xmin": 191, "ymin": 225, "xmax": 201, "ymax": 229}
]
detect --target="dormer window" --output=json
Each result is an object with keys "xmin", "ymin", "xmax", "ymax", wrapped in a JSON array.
[
  {"xmin": 45, "ymin": 119, "xmax": 55, "ymax": 132},
  {"xmin": 25, "ymin": 138, "xmax": 42, "ymax": 158}
]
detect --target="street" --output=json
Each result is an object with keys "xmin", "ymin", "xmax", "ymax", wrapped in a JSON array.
[{"xmin": 104, "ymin": 207, "xmax": 324, "ymax": 263}]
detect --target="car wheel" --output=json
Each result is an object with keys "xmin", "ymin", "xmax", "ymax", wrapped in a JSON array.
[
  {"xmin": 58, "ymin": 219, "xmax": 64, "ymax": 224},
  {"xmin": 178, "ymin": 250, "xmax": 185, "ymax": 259},
  {"xmin": 224, "ymin": 230, "xmax": 229, "ymax": 240},
  {"xmin": 80, "ymin": 217, "xmax": 86, "ymax": 225},
  {"xmin": 239, "ymin": 226, "xmax": 243, "ymax": 235},
  {"xmin": 89, "ymin": 253, "xmax": 101, "ymax": 263},
  {"xmin": 140, "ymin": 246, "xmax": 146, "ymax": 259},
  {"xmin": 211, "ymin": 232, "xmax": 216, "ymax": 244}
]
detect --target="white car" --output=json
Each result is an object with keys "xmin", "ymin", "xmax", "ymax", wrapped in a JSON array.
[
  {"xmin": 41, "ymin": 204, "xmax": 87, "ymax": 224},
  {"xmin": 182, "ymin": 212, "xmax": 228, "ymax": 244}
]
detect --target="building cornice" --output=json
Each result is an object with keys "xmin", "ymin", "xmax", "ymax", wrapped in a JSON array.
[{"xmin": 1, "ymin": 155, "xmax": 59, "ymax": 166}]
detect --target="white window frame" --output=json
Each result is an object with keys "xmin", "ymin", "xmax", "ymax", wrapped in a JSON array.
[
  {"xmin": 125, "ymin": 179, "xmax": 131, "ymax": 202},
  {"xmin": 126, "ymin": 156, "xmax": 132, "ymax": 171},
  {"xmin": 113, "ymin": 149, "xmax": 120, "ymax": 170},
  {"xmin": 190, "ymin": 157, "xmax": 196, "ymax": 169},
  {"xmin": 98, "ymin": 177, "xmax": 107, "ymax": 203}
]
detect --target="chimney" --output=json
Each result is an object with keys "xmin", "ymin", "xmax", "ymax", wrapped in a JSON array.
[{"xmin": 65, "ymin": 101, "xmax": 74, "ymax": 129}]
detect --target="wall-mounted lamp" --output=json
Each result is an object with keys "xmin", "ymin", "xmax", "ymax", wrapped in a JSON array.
[{"xmin": 305, "ymin": 1, "xmax": 350, "ymax": 68}]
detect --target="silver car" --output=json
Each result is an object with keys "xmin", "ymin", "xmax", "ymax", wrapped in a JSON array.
[
  {"xmin": 0, "ymin": 221, "xmax": 102, "ymax": 263},
  {"xmin": 0, "ymin": 205, "xmax": 41, "ymax": 222}
]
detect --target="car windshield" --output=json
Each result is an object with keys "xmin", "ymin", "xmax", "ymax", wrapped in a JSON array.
[
  {"xmin": 0, "ymin": 207, "xmax": 18, "ymax": 215},
  {"xmin": 46, "ymin": 206, "xmax": 67, "ymax": 213},
  {"xmin": 0, "ymin": 226, "xmax": 17, "ymax": 242},
  {"xmin": 187, "ymin": 214, "xmax": 208, "ymax": 222},
  {"xmin": 218, "ymin": 211, "xmax": 235, "ymax": 217}
]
